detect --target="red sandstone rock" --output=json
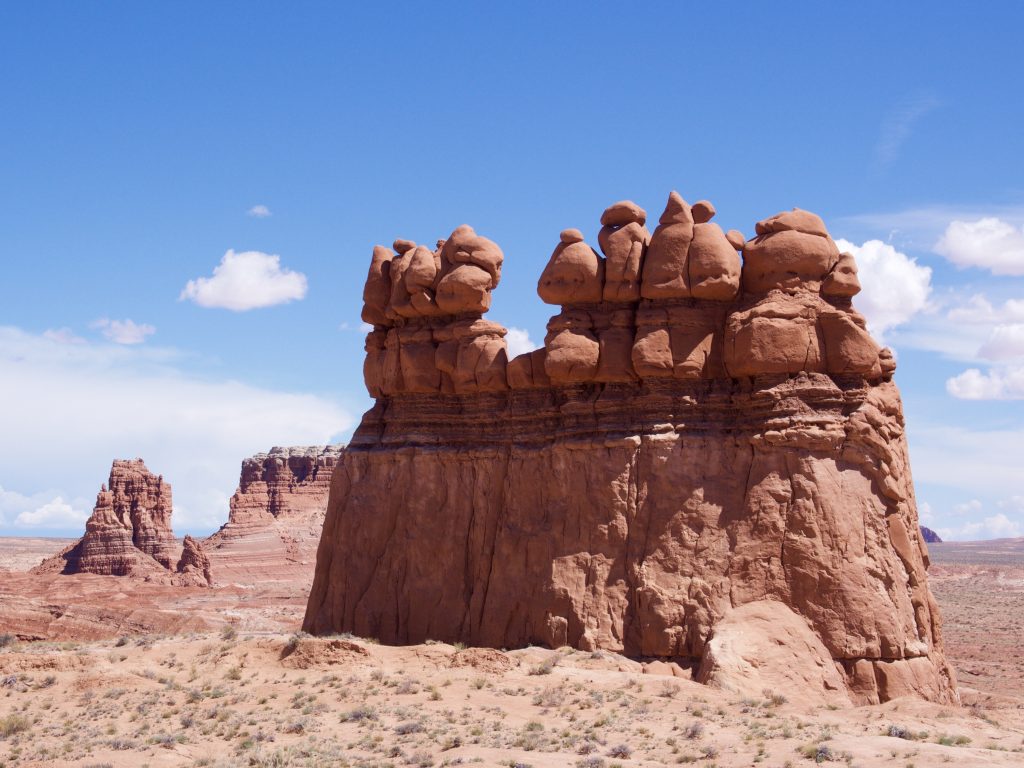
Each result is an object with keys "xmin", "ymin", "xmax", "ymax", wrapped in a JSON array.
[
  {"xmin": 538, "ymin": 230, "xmax": 604, "ymax": 305},
  {"xmin": 205, "ymin": 446, "xmax": 342, "ymax": 587},
  {"xmin": 176, "ymin": 535, "xmax": 212, "ymax": 587},
  {"xmin": 34, "ymin": 459, "xmax": 213, "ymax": 586},
  {"xmin": 691, "ymin": 199, "xmax": 716, "ymax": 224},
  {"xmin": 318, "ymin": 195, "xmax": 954, "ymax": 705},
  {"xmin": 822, "ymin": 252, "xmax": 862, "ymax": 297},
  {"xmin": 696, "ymin": 600, "xmax": 852, "ymax": 705},
  {"xmin": 361, "ymin": 245, "xmax": 394, "ymax": 326},
  {"xmin": 598, "ymin": 202, "xmax": 649, "ymax": 303},
  {"xmin": 688, "ymin": 222, "xmax": 741, "ymax": 301},
  {"xmin": 755, "ymin": 207, "xmax": 830, "ymax": 238},
  {"xmin": 37, "ymin": 460, "xmax": 180, "ymax": 579},
  {"xmin": 641, "ymin": 191, "xmax": 694, "ymax": 299},
  {"xmin": 741, "ymin": 229, "xmax": 840, "ymax": 294},
  {"xmin": 600, "ymin": 200, "xmax": 646, "ymax": 227}
]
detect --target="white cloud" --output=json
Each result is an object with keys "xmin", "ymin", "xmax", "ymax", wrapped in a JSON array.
[
  {"xmin": 14, "ymin": 497, "xmax": 88, "ymax": 529},
  {"xmin": 935, "ymin": 217, "xmax": 1024, "ymax": 276},
  {"xmin": 247, "ymin": 204, "xmax": 272, "ymax": 218},
  {"xmin": 937, "ymin": 512, "xmax": 1022, "ymax": 542},
  {"xmin": 359, "ymin": 322, "xmax": 374, "ymax": 333},
  {"xmin": 976, "ymin": 324, "xmax": 1024, "ymax": 361},
  {"xmin": 946, "ymin": 366, "xmax": 1024, "ymax": 400},
  {"xmin": 180, "ymin": 250, "xmax": 307, "ymax": 311},
  {"xmin": 505, "ymin": 327, "xmax": 538, "ymax": 359},
  {"xmin": 947, "ymin": 295, "xmax": 1024, "ymax": 325},
  {"xmin": 0, "ymin": 326, "xmax": 352, "ymax": 533},
  {"xmin": 834, "ymin": 238, "xmax": 932, "ymax": 344},
  {"xmin": 90, "ymin": 318, "xmax": 156, "ymax": 345}
]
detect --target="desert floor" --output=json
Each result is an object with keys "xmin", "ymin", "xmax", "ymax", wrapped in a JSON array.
[{"xmin": 0, "ymin": 538, "xmax": 1021, "ymax": 768}]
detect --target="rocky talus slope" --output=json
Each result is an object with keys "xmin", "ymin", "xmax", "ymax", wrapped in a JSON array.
[
  {"xmin": 34, "ymin": 459, "xmax": 211, "ymax": 586},
  {"xmin": 204, "ymin": 446, "xmax": 343, "ymax": 586},
  {"xmin": 304, "ymin": 195, "xmax": 956, "ymax": 705}
]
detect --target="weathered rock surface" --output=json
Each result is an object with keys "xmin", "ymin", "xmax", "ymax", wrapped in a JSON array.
[
  {"xmin": 696, "ymin": 600, "xmax": 851, "ymax": 706},
  {"xmin": 305, "ymin": 193, "xmax": 957, "ymax": 705},
  {"xmin": 204, "ymin": 446, "xmax": 343, "ymax": 586},
  {"xmin": 35, "ymin": 459, "xmax": 210, "ymax": 586}
]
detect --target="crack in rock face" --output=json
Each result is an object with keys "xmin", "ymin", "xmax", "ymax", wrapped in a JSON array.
[{"xmin": 304, "ymin": 193, "xmax": 957, "ymax": 705}]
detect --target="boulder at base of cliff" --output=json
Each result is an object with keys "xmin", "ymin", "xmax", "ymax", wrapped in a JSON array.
[{"xmin": 696, "ymin": 600, "xmax": 851, "ymax": 706}]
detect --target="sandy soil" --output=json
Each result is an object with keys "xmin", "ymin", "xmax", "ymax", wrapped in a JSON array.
[
  {"xmin": 928, "ymin": 539, "xmax": 1024, "ymax": 701},
  {"xmin": 1, "ymin": 632, "xmax": 1022, "ymax": 768},
  {"xmin": 1, "ymin": 537, "xmax": 1022, "ymax": 767},
  {"xmin": 0, "ymin": 538, "xmax": 74, "ymax": 572}
]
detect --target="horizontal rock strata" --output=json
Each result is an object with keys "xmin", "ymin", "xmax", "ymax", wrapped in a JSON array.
[
  {"xmin": 305, "ymin": 194, "xmax": 956, "ymax": 705},
  {"xmin": 35, "ymin": 459, "xmax": 211, "ymax": 586},
  {"xmin": 204, "ymin": 446, "xmax": 343, "ymax": 586}
]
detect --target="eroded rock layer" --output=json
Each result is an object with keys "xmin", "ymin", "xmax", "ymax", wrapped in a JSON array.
[
  {"xmin": 36, "ymin": 459, "xmax": 210, "ymax": 586},
  {"xmin": 305, "ymin": 194, "xmax": 956, "ymax": 704},
  {"xmin": 204, "ymin": 446, "xmax": 343, "ymax": 586}
]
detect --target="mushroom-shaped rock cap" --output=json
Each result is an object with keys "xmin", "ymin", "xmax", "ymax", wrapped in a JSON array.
[
  {"xmin": 755, "ymin": 208, "xmax": 830, "ymax": 238},
  {"xmin": 691, "ymin": 200, "xmax": 716, "ymax": 224},
  {"xmin": 393, "ymin": 238, "xmax": 417, "ymax": 254},
  {"xmin": 560, "ymin": 228, "xmax": 585, "ymax": 244},
  {"xmin": 441, "ymin": 225, "xmax": 504, "ymax": 284},
  {"xmin": 725, "ymin": 229, "xmax": 746, "ymax": 251},
  {"xmin": 537, "ymin": 236, "xmax": 603, "ymax": 306},
  {"xmin": 600, "ymin": 200, "xmax": 647, "ymax": 228}
]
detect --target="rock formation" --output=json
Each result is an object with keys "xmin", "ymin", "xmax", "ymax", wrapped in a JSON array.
[
  {"xmin": 35, "ymin": 459, "xmax": 211, "ymax": 586},
  {"xmin": 204, "ymin": 446, "xmax": 342, "ymax": 586},
  {"xmin": 304, "ymin": 193, "xmax": 957, "ymax": 705},
  {"xmin": 921, "ymin": 526, "xmax": 942, "ymax": 544}
]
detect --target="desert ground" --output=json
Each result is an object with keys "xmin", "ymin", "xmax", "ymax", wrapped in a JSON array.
[{"xmin": 1, "ymin": 538, "xmax": 1022, "ymax": 768}]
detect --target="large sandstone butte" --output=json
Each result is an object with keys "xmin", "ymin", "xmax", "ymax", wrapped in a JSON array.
[
  {"xmin": 304, "ymin": 195, "xmax": 957, "ymax": 705},
  {"xmin": 36, "ymin": 459, "xmax": 211, "ymax": 586},
  {"xmin": 205, "ymin": 446, "xmax": 343, "ymax": 585}
]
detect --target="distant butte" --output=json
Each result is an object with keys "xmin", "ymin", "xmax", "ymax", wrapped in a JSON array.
[
  {"xmin": 204, "ymin": 445, "xmax": 343, "ymax": 587},
  {"xmin": 304, "ymin": 192, "xmax": 957, "ymax": 705},
  {"xmin": 35, "ymin": 459, "xmax": 211, "ymax": 586}
]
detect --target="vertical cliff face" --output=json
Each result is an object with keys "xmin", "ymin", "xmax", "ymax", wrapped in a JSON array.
[
  {"xmin": 204, "ymin": 446, "xmax": 343, "ymax": 585},
  {"xmin": 304, "ymin": 195, "xmax": 956, "ymax": 704},
  {"xmin": 36, "ymin": 459, "xmax": 211, "ymax": 585}
]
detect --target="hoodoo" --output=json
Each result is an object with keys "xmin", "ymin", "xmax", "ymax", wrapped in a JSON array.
[{"xmin": 304, "ymin": 193, "xmax": 957, "ymax": 704}]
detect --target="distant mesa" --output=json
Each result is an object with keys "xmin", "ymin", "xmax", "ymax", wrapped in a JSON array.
[
  {"xmin": 204, "ymin": 445, "xmax": 343, "ymax": 587},
  {"xmin": 920, "ymin": 526, "xmax": 943, "ymax": 544},
  {"xmin": 35, "ymin": 459, "xmax": 212, "ymax": 587},
  {"xmin": 33, "ymin": 447, "xmax": 344, "ymax": 592},
  {"xmin": 304, "ymin": 192, "xmax": 957, "ymax": 705}
]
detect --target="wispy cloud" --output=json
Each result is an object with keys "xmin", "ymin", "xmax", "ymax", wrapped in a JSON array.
[
  {"xmin": 246, "ymin": 204, "xmax": 272, "ymax": 218},
  {"xmin": 90, "ymin": 318, "xmax": 156, "ymax": 345},
  {"xmin": 0, "ymin": 325, "xmax": 351, "ymax": 533},
  {"xmin": 873, "ymin": 93, "xmax": 940, "ymax": 172}
]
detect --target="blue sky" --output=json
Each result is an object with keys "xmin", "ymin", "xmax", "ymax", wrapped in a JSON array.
[{"xmin": 2, "ymin": 2, "xmax": 1023, "ymax": 539}]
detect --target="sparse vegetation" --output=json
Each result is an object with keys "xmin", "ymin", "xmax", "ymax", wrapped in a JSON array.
[{"xmin": 0, "ymin": 627, "xmax": 1020, "ymax": 767}]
